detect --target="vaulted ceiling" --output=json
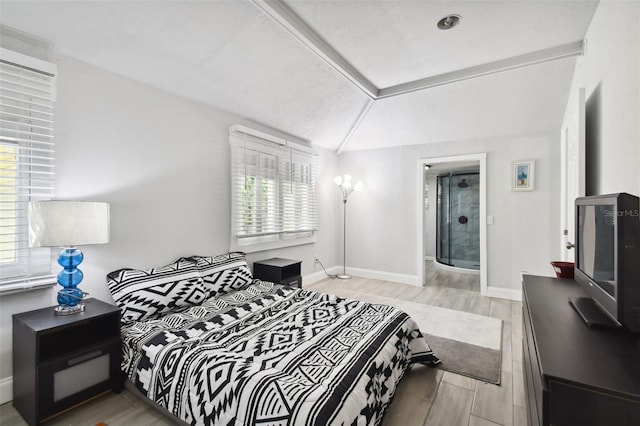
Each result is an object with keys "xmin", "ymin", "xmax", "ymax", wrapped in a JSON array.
[{"xmin": 0, "ymin": 1, "xmax": 599, "ymax": 152}]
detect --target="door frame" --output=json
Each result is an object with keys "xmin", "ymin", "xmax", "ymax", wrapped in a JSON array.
[
  {"xmin": 417, "ymin": 153, "xmax": 487, "ymax": 295},
  {"xmin": 560, "ymin": 87, "xmax": 586, "ymax": 261}
]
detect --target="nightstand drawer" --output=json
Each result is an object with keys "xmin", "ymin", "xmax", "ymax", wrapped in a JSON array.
[
  {"xmin": 281, "ymin": 275, "xmax": 302, "ymax": 289},
  {"xmin": 38, "ymin": 314, "xmax": 119, "ymax": 363},
  {"xmin": 38, "ymin": 337, "xmax": 122, "ymax": 421}
]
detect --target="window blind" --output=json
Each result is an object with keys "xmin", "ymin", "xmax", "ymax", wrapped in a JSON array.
[
  {"xmin": 230, "ymin": 126, "xmax": 318, "ymax": 250},
  {"xmin": 0, "ymin": 48, "xmax": 56, "ymax": 292}
]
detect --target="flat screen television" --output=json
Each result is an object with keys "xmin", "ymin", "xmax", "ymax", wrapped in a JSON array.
[{"xmin": 571, "ymin": 192, "xmax": 640, "ymax": 333}]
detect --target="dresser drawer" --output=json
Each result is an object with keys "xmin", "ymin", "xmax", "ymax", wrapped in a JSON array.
[{"xmin": 523, "ymin": 294, "xmax": 545, "ymax": 425}]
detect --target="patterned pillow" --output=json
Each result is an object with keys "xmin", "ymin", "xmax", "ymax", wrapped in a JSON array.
[
  {"xmin": 107, "ymin": 257, "xmax": 206, "ymax": 323},
  {"xmin": 184, "ymin": 252, "xmax": 253, "ymax": 299}
]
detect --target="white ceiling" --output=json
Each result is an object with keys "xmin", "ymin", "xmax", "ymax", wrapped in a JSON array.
[{"xmin": 0, "ymin": 1, "xmax": 599, "ymax": 152}]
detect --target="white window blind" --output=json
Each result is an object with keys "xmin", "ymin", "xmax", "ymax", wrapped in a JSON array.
[
  {"xmin": 230, "ymin": 126, "xmax": 318, "ymax": 251},
  {"xmin": 0, "ymin": 48, "xmax": 56, "ymax": 292}
]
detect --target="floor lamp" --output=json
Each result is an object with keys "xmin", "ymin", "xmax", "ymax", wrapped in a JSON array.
[{"xmin": 334, "ymin": 175, "xmax": 363, "ymax": 279}]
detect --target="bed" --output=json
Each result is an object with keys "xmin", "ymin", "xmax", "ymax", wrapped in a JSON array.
[{"xmin": 107, "ymin": 253, "xmax": 439, "ymax": 425}]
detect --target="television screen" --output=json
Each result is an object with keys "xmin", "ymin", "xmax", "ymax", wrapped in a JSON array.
[{"xmin": 577, "ymin": 204, "xmax": 616, "ymax": 297}]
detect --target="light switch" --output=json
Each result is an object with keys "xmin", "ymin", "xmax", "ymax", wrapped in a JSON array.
[{"xmin": 487, "ymin": 215, "xmax": 494, "ymax": 225}]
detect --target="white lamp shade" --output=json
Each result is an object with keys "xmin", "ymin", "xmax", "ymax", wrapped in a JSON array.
[{"xmin": 28, "ymin": 201, "xmax": 110, "ymax": 247}]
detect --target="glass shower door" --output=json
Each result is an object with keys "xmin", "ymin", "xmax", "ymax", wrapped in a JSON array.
[
  {"xmin": 436, "ymin": 173, "xmax": 480, "ymax": 269},
  {"xmin": 436, "ymin": 175, "xmax": 450, "ymax": 265}
]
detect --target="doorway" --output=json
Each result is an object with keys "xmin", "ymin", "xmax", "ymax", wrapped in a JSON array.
[
  {"xmin": 417, "ymin": 153, "xmax": 487, "ymax": 295},
  {"xmin": 436, "ymin": 171, "xmax": 480, "ymax": 270}
]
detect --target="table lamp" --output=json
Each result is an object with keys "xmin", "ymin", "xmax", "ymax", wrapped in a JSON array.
[{"xmin": 28, "ymin": 201, "xmax": 110, "ymax": 315}]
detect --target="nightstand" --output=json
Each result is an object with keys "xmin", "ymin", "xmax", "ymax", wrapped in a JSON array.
[
  {"xmin": 12, "ymin": 298, "xmax": 123, "ymax": 426},
  {"xmin": 253, "ymin": 258, "xmax": 302, "ymax": 288}
]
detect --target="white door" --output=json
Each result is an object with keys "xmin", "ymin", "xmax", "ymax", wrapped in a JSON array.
[{"xmin": 560, "ymin": 87, "xmax": 585, "ymax": 261}]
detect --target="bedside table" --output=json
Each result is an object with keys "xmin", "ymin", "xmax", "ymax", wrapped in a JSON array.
[
  {"xmin": 12, "ymin": 298, "xmax": 123, "ymax": 426},
  {"xmin": 253, "ymin": 258, "xmax": 302, "ymax": 288}
]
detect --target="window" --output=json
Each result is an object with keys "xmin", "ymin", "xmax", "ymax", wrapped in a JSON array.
[
  {"xmin": 230, "ymin": 125, "xmax": 318, "ymax": 251},
  {"xmin": 0, "ymin": 48, "xmax": 56, "ymax": 292}
]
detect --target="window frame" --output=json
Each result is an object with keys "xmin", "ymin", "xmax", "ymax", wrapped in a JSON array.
[
  {"xmin": 0, "ymin": 48, "xmax": 57, "ymax": 294},
  {"xmin": 229, "ymin": 125, "xmax": 318, "ymax": 253}
]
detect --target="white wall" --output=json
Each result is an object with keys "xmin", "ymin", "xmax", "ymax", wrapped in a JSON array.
[
  {"xmin": 562, "ymin": 1, "xmax": 640, "ymax": 196},
  {"xmin": 337, "ymin": 134, "xmax": 561, "ymax": 294},
  {"xmin": 0, "ymin": 52, "xmax": 339, "ymax": 401}
]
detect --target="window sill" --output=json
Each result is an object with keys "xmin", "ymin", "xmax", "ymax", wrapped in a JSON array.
[
  {"xmin": 231, "ymin": 236, "xmax": 316, "ymax": 253},
  {"xmin": 0, "ymin": 276, "xmax": 57, "ymax": 296}
]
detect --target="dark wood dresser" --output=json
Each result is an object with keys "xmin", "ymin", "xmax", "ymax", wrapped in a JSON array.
[{"xmin": 522, "ymin": 275, "xmax": 640, "ymax": 426}]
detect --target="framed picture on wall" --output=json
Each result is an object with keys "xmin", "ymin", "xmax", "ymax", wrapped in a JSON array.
[{"xmin": 512, "ymin": 160, "xmax": 535, "ymax": 191}]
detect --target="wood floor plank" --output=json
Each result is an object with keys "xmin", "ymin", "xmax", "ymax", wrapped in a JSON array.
[
  {"xmin": 384, "ymin": 365, "xmax": 442, "ymax": 426},
  {"xmin": 442, "ymin": 371, "xmax": 477, "ymax": 391},
  {"xmin": 469, "ymin": 415, "xmax": 503, "ymax": 426},
  {"xmin": 490, "ymin": 299, "xmax": 511, "ymax": 321},
  {"xmin": 0, "ymin": 402, "xmax": 28, "ymax": 426},
  {"xmin": 102, "ymin": 405, "xmax": 176, "ymax": 426},
  {"xmin": 501, "ymin": 321, "xmax": 513, "ymax": 374},
  {"xmin": 413, "ymin": 285, "xmax": 441, "ymax": 305},
  {"xmin": 375, "ymin": 281, "xmax": 406, "ymax": 298},
  {"xmin": 425, "ymin": 382, "xmax": 475, "ymax": 426},
  {"xmin": 399, "ymin": 364, "xmax": 444, "ymax": 402},
  {"xmin": 383, "ymin": 399, "xmax": 432, "ymax": 426},
  {"xmin": 511, "ymin": 326, "xmax": 523, "ymax": 369},
  {"xmin": 472, "ymin": 371, "xmax": 514, "ymax": 426},
  {"xmin": 425, "ymin": 286, "xmax": 454, "ymax": 309},
  {"xmin": 442, "ymin": 288, "xmax": 474, "ymax": 312},
  {"xmin": 513, "ymin": 405, "xmax": 528, "ymax": 426},
  {"xmin": 512, "ymin": 361, "xmax": 526, "ymax": 408},
  {"xmin": 392, "ymin": 283, "xmax": 425, "ymax": 301},
  {"xmin": 45, "ymin": 392, "xmax": 135, "ymax": 426},
  {"xmin": 468, "ymin": 292, "xmax": 492, "ymax": 316}
]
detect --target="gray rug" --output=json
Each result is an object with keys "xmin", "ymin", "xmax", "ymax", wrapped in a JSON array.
[
  {"xmin": 321, "ymin": 288, "xmax": 503, "ymax": 385},
  {"xmin": 424, "ymin": 333, "xmax": 502, "ymax": 384}
]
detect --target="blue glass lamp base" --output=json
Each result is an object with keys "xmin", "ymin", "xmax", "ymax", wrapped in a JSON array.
[{"xmin": 55, "ymin": 247, "xmax": 88, "ymax": 315}]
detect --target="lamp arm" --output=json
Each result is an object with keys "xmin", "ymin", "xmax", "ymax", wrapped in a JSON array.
[{"xmin": 339, "ymin": 185, "xmax": 355, "ymax": 201}]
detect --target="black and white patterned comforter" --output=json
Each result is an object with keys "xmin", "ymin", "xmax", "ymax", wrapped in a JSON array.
[{"xmin": 121, "ymin": 281, "xmax": 439, "ymax": 425}]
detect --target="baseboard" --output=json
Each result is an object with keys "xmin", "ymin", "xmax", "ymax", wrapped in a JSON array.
[
  {"xmin": 347, "ymin": 267, "xmax": 422, "ymax": 287},
  {"xmin": 0, "ymin": 376, "xmax": 12, "ymax": 404},
  {"xmin": 304, "ymin": 266, "xmax": 421, "ymax": 287},
  {"xmin": 303, "ymin": 267, "xmax": 340, "ymax": 286},
  {"xmin": 487, "ymin": 286, "xmax": 522, "ymax": 301}
]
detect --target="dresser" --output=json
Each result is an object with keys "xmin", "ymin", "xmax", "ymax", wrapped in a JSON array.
[{"xmin": 522, "ymin": 275, "xmax": 640, "ymax": 426}]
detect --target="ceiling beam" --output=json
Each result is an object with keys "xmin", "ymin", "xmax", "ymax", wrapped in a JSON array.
[
  {"xmin": 252, "ymin": 0, "xmax": 379, "ymax": 99},
  {"xmin": 336, "ymin": 98, "xmax": 374, "ymax": 155},
  {"xmin": 377, "ymin": 41, "xmax": 584, "ymax": 99}
]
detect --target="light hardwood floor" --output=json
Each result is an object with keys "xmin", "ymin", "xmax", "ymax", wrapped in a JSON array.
[
  {"xmin": 424, "ymin": 260, "xmax": 481, "ymax": 293},
  {"xmin": 0, "ymin": 270, "xmax": 524, "ymax": 426}
]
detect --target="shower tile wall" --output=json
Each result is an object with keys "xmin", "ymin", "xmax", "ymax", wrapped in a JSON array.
[{"xmin": 449, "ymin": 174, "xmax": 480, "ymax": 265}]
